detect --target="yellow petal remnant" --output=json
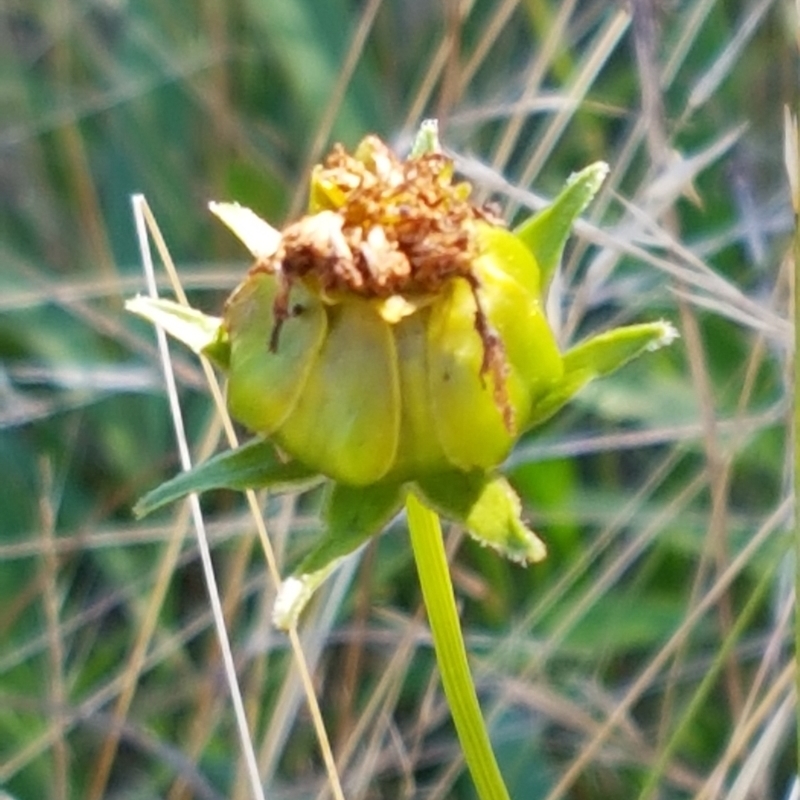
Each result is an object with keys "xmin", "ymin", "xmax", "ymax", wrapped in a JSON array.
[{"xmin": 208, "ymin": 201, "xmax": 281, "ymax": 259}]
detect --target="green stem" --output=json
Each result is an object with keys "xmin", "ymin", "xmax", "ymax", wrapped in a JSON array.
[{"xmin": 405, "ymin": 491, "xmax": 511, "ymax": 800}]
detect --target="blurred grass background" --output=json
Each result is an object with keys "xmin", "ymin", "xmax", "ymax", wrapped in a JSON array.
[{"xmin": 0, "ymin": 1, "xmax": 797, "ymax": 798}]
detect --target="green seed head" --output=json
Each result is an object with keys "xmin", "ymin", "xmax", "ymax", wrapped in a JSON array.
[{"xmin": 220, "ymin": 136, "xmax": 562, "ymax": 485}]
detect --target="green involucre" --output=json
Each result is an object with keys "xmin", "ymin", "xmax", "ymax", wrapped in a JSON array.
[
  {"xmin": 221, "ymin": 221, "xmax": 564, "ymax": 484},
  {"xmin": 274, "ymin": 300, "xmax": 401, "ymax": 485}
]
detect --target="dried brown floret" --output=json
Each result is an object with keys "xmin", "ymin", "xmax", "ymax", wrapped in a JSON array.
[{"xmin": 257, "ymin": 136, "xmax": 499, "ymax": 299}]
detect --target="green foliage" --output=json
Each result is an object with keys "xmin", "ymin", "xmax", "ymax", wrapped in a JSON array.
[{"xmin": 0, "ymin": 1, "xmax": 793, "ymax": 799}]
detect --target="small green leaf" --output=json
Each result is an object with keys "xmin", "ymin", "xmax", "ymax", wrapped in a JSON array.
[
  {"xmin": 514, "ymin": 162, "xmax": 609, "ymax": 293},
  {"xmin": 134, "ymin": 438, "xmax": 320, "ymax": 518},
  {"xmin": 415, "ymin": 472, "xmax": 546, "ymax": 563},
  {"xmin": 526, "ymin": 371, "xmax": 590, "ymax": 429},
  {"xmin": 527, "ymin": 320, "xmax": 679, "ymax": 428},
  {"xmin": 273, "ymin": 481, "xmax": 404, "ymax": 629},
  {"xmin": 306, "ymin": 481, "xmax": 404, "ymax": 574},
  {"xmin": 126, "ymin": 296, "xmax": 230, "ymax": 368}
]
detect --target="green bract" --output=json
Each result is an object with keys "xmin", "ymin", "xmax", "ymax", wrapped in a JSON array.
[{"xmin": 128, "ymin": 123, "xmax": 677, "ymax": 628}]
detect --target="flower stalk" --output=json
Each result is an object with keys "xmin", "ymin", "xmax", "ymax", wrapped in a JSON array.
[{"xmin": 405, "ymin": 491, "xmax": 510, "ymax": 800}]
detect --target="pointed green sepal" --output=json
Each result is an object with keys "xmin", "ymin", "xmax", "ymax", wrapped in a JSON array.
[
  {"xmin": 527, "ymin": 320, "xmax": 679, "ymax": 428},
  {"xmin": 133, "ymin": 438, "xmax": 321, "ymax": 518},
  {"xmin": 514, "ymin": 161, "xmax": 609, "ymax": 293},
  {"xmin": 561, "ymin": 320, "xmax": 678, "ymax": 376},
  {"xmin": 303, "ymin": 481, "xmax": 404, "ymax": 575},
  {"xmin": 414, "ymin": 472, "xmax": 546, "ymax": 563},
  {"xmin": 126, "ymin": 296, "xmax": 230, "ymax": 368},
  {"xmin": 273, "ymin": 481, "xmax": 404, "ymax": 629}
]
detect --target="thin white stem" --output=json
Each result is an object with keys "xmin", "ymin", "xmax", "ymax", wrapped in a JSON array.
[{"xmin": 132, "ymin": 194, "xmax": 266, "ymax": 800}]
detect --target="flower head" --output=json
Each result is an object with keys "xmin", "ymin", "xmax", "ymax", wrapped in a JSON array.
[
  {"xmin": 128, "ymin": 122, "xmax": 677, "ymax": 627},
  {"xmin": 218, "ymin": 131, "xmax": 568, "ymax": 486}
]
